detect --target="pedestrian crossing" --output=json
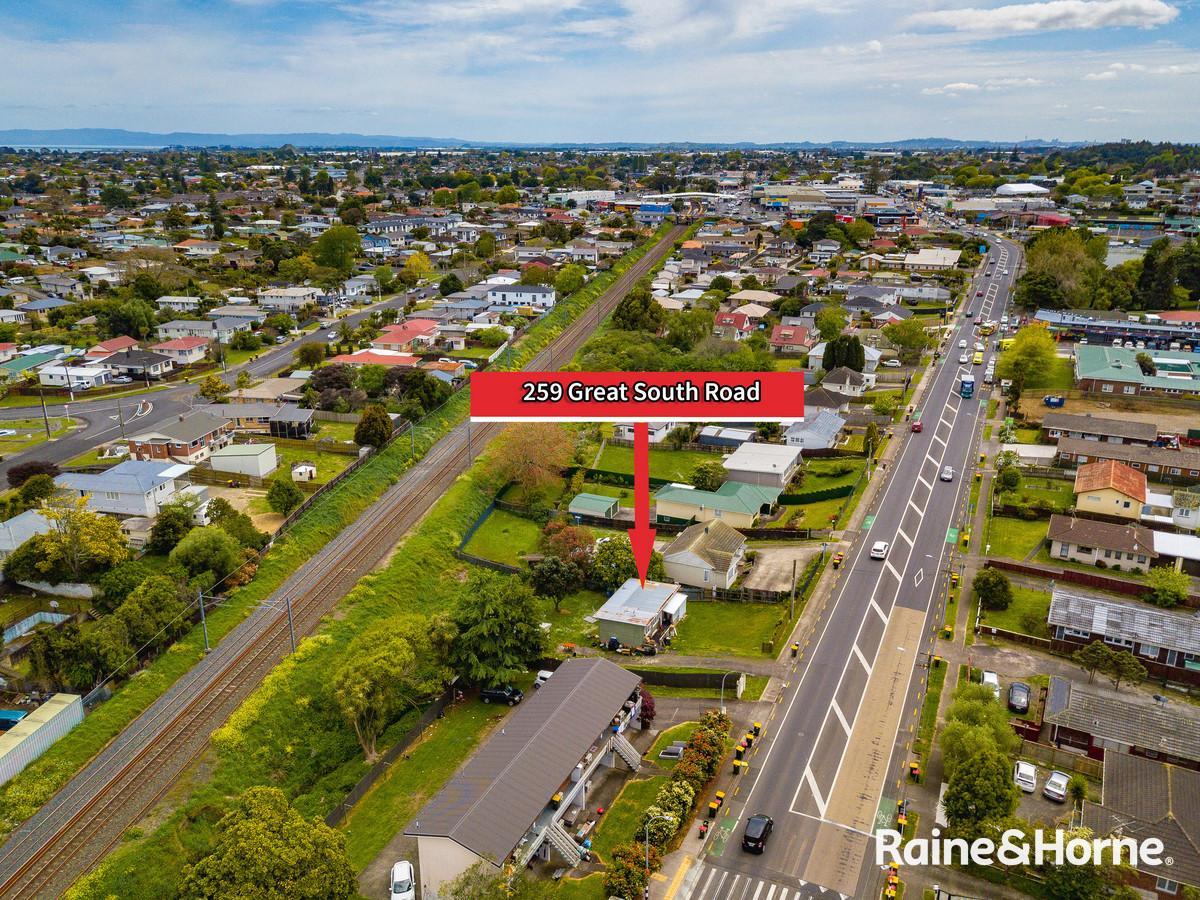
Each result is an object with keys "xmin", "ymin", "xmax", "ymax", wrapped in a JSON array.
[{"xmin": 688, "ymin": 864, "xmax": 849, "ymax": 900}]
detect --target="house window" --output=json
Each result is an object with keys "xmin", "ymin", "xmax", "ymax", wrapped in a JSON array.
[
  {"xmin": 713, "ymin": 509, "xmax": 722, "ymax": 518},
  {"xmin": 1064, "ymin": 628, "xmax": 1091, "ymax": 639},
  {"xmin": 1122, "ymin": 501, "xmax": 1130, "ymax": 508},
  {"xmin": 1103, "ymin": 635, "xmax": 1134, "ymax": 649},
  {"xmin": 1058, "ymin": 543, "xmax": 1070, "ymax": 559},
  {"xmin": 703, "ymin": 570, "xmax": 710, "ymax": 583},
  {"xmin": 1103, "ymin": 549, "xmax": 1113, "ymax": 559},
  {"xmin": 1101, "ymin": 384, "xmax": 1114, "ymax": 393},
  {"xmin": 1123, "ymin": 385, "xmax": 1136, "ymax": 394},
  {"xmin": 1140, "ymin": 644, "xmax": 1160, "ymax": 658},
  {"xmin": 1077, "ymin": 545, "xmax": 1093, "ymax": 554},
  {"xmin": 105, "ymin": 491, "xmax": 119, "ymax": 500},
  {"xmin": 1156, "ymin": 876, "xmax": 1179, "ymax": 895},
  {"xmin": 1137, "ymin": 554, "xmax": 1147, "ymax": 563}
]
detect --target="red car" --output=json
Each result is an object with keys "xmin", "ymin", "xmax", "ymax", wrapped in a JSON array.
[{"xmin": 911, "ymin": 420, "xmax": 923, "ymax": 433}]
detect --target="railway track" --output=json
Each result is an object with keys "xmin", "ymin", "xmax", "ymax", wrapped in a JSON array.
[{"xmin": 0, "ymin": 224, "xmax": 684, "ymax": 898}]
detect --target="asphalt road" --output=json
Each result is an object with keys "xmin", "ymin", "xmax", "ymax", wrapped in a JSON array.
[
  {"xmin": 0, "ymin": 291, "xmax": 413, "ymax": 480},
  {"xmin": 684, "ymin": 235, "xmax": 1022, "ymax": 900}
]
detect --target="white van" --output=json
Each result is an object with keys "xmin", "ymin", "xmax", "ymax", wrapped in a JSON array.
[{"xmin": 981, "ymin": 670, "xmax": 1001, "ymax": 700}]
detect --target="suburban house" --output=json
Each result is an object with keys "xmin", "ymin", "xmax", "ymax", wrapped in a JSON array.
[
  {"xmin": 228, "ymin": 377, "xmax": 307, "ymax": 404},
  {"xmin": 371, "ymin": 319, "xmax": 439, "ymax": 352},
  {"xmin": 567, "ymin": 493, "xmax": 619, "ymax": 520},
  {"xmin": 722, "ymin": 442, "xmax": 802, "ymax": 489},
  {"xmin": 713, "ymin": 311, "xmax": 752, "ymax": 341},
  {"xmin": 328, "ymin": 348, "xmax": 419, "ymax": 368},
  {"xmin": 259, "ymin": 286, "xmax": 323, "ymax": 311},
  {"xmin": 1042, "ymin": 412, "xmax": 1158, "ymax": 447},
  {"xmin": 1074, "ymin": 345, "xmax": 1200, "ymax": 399},
  {"xmin": 55, "ymin": 460, "xmax": 206, "ymax": 519},
  {"xmin": 85, "ymin": 335, "xmax": 140, "ymax": 361},
  {"xmin": 1073, "ymin": 459, "xmax": 1147, "ymax": 522},
  {"xmin": 485, "ymin": 284, "xmax": 556, "ymax": 308},
  {"xmin": 155, "ymin": 295, "xmax": 203, "ymax": 314},
  {"xmin": 808, "ymin": 343, "xmax": 882, "ymax": 373},
  {"xmin": 38, "ymin": 365, "xmax": 111, "ymax": 390},
  {"xmin": 1046, "ymin": 514, "xmax": 1157, "ymax": 573},
  {"xmin": 1083, "ymin": 753, "xmax": 1200, "ymax": 897},
  {"xmin": 127, "ymin": 411, "xmax": 234, "ymax": 464},
  {"xmin": 103, "ymin": 348, "xmax": 175, "ymax": 380},
  {"xmin": 594, "ymin": 579, "xmax": 688, "ymax": 648},
  {"xmin": 654, "ymin": 481, "xmax": 781, "ymax": 528},
  {"xmin": 1057, "ymin": 437, "xmax": 1200, "ymax": 486},
  {"xmin": 768, "ymin": 324, "xmax": 812, "ymax": 354},
  {"xmin": 407, "ymin": 658, "xmax": 643, "ymax": 897},
  {"xmin": 0, "ymin": 510, "xmax": 54, "ymax": 565},
  {"xmin": 785, "ymin": 410, "xmax": 846, "ymax": 451},
  {"xmin": 696, "ymin": 426, "xmax": 755, "ymax": 450},
  {"xmin": 209, "ymin": 443, "xmax": 279, "ymax": 479},
  {"xmin": 809, "ymin": 238, "xmax": 841, "ymax": 263},
  {"xmin": 1143, "ymin": 488, "xmax": 1200, "ymax": 532},
  {"xmin": 150, "ymin": 336, "xmax": 209, "ymax": 365},
  {"xmin": 1043, "ymin": 675, "xmax": 1200, "ymax": 770},
  {"xmin": 156, "ymin": 318, "xmax": 251, "ymax": 344},
  {"xmin": 661, "ymin": 520, "xmax": 747, "ymax": 589},
  {"xmin": 1047, "ymin": 588, "xmax": 1200, "ymax": 685},
  {"xmin": 903, "ymin": 247, "xmax": 961, "ymax": 271}
]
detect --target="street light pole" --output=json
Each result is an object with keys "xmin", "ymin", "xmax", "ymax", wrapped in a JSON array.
[
  {"xmin": 197, "ymin": 589, "xmax": 210, "ymax": 652},
  {"xmin": 37, "ymin": 382, "xmax": 51, "ymax": 439},
  {"xmin": 719, "ymin": 671, "xmax": 737, "ymax": 715}
]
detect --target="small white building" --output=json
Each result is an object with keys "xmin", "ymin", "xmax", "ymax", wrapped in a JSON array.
[
  {"xmin": 155, "ymin": 295, "xmax": 203, "ymax": 313},
  {"xmin": 55, "ymin": 460, "xmax": 205, "ymax": 519},
  {"xmin": 291, "ymin": 462, "xmax": 317, "ymax": 482},
  {"xmin": 661, "ymin": 521, "xmax": 747, "ymax": 589},
  {"xmin": 38, "ymin": 365, "xmax": 112, "ymax": 390},
  {"xmin": 722, "ymin": 443, "xmax": 802, "ymax": 490},
  {"xmin": 485, "ymin": 284, "xmax": 557, "ymax": 308},
  {"xmin": 209, "ymin": 443, "xmax": 278, "ymax": 479}
]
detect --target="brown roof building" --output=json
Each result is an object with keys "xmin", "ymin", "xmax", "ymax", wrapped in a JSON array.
[{"xmin": 1046, "ymin": 513, "xmax": 1157, "ymax": 572}]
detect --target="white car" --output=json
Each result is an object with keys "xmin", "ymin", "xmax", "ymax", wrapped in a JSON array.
[
  {"xmin": 869, "ymin": 541, "xmax": 890, "ymax": 560},
  {"xmin": 390, "ymin": 861, "xmax": 416, "ymax": 900},
  {"xmin": 882, "ymin": 359, "xmax": 902, "ymax": 368},
  {"xmin": 973, "ymin": 342, "xmax": 985, "ymax": 352},
  {"xmin": 981, "ymin": 670, "xmax": 1001, "ymax": 700},
  {"xmin": 958, "ymin": 339, "xmax": 968, "ymax": 349},
  {"xmin": 959, "ymin": 352, "xmax": 970, "ymax": 364},
  {"xmin": 1043, "ymin": 770, "xmax": 1070, "ymax": 802},
  {"xmin": 326, "ymin": 331, "xmax": 338, "ymax": 340},
  {"xmin": 533, "ymin": 670, "xmax": 554, "ymax": 689},
  {"xmin": 940, "ymin": 466, "xmax": 955, "ymax": 482},
  {"xmin": 1014, "ymin": 761, "xmax": 1038, "ymax": 794}
]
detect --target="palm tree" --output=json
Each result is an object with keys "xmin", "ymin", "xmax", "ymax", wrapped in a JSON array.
[{"xmin": 337, "ymin": 321, "xmax": 355, "ymax": 351}]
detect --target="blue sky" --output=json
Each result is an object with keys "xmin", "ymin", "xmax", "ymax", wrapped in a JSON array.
[{"xmin": 1, "ymin": 0, "xmax": 1198, "ymax": 142}]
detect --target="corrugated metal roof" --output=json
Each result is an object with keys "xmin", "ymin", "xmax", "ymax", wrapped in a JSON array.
[
  {"xmin": 1049, "ymin": 588, "xmax": 1200, "ymax": 654},
  {"xmin": 406, "ymin": 658, "xmax": 640, "ymax": 864}
]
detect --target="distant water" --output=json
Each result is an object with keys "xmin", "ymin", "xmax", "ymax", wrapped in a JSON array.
[{"xmin": 7, "ymin": 144, "xmax": 165, "ymax": 150}]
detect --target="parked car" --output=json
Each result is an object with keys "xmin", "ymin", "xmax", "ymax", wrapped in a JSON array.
[
  {"xmin": 480, "ymin": 685, "xmax": 523, "ymax": 706},
  {"xmin": 326, "ymin": 331, "xmax": 338, "ymax": 340},
  {"xmin": 275, "ymin": 335, "xmax": 287, "ymax": 344},
  {"xmin": 940, "ymin": 466, "xmax": 955, "ymax": 482},
  {"xmin": 742, "ymin": 814, "xmax": 774, "ymax": 853},
  {"xmin": 389, "ymin": 861, "xmax": 416, "ymax": 900},
  {"xmin": 1007, "ymin": 682, "xmax": 1031, "ymax": 714},
  {"xmin": 976, "ymin": 290, "xmax": 984, "ymax": 297},
  {"xmin": 959, "ymin": 352, "xmax": 970, "ymax": 364},
  {"xmin": 882, "ymin": 358, "xmax": 902, "ymax": 368},
  {"xmin": 958, "ymin": 339, "xmax": 968, "ymax": 348},
  {"xmin": 533, "ymin": 670, "xmax": 554, "ymax": 689},
  {"xmin": 911, "ymin": 420, "xmax": 923, "ymax": 433},
  {"xmin": 1014, "ymin": 761, "xmax": 1038, "ymax": 793},
  {"xmin": 112, "ymin": 376, "xmax": 133, "ymax": 384},
  {"xmin": 1043, "ymin": 770, "xmax": 1070, "ymax": 802},
  {"xmin": 981, "ymin": 670, "xmax": 1001, "ymax": 700},
  {"xmin": 869, "ymin": 541, "xmax": 890, "ymax": 560}
]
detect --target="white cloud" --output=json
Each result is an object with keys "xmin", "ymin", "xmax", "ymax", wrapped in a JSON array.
[
  {"xmin": 1083, "ymin": 59, "xmax": 1199, "ymax": 79},
  {"xmin": 908, "ymin": 0, "xmax": 1178, "ymax": 35},
  {"xmin": 1084, "ymin": 69, "xmax": 1119, "ymax": 79},
  {"xmin": 984, "ymin": 76, "xmax": 1046, "ymax": 88},
  {"xmin": 922, "ymin": 81, "xmax": 981, "ymax": 95}
]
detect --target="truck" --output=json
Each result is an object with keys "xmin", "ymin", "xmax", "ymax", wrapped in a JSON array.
[{"xmin": 960, "ymin": 373, "xmax": 976, "ymax": 398}]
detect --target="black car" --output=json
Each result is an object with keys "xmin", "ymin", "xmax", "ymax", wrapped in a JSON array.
[
  {"xmin": 1007, "ymin": 681, "xmax": 1031, "ymax": 714},
  {"xmin": 741, "ymin": 814, "xmax": 773, "ymax": 854},
  {"xmin": 480, "ymin": 685, "xmax": 523, "ymax": 706}
]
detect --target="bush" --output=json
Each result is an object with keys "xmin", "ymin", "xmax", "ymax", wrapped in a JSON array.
[
  {"xmin": 973, "ymin": 568, "xmax": 1014, "ymax": 611},
  {"xmin": 267, "ymin": 476, "xmax": 304, "ymax": 515},
  {"xmin": 604, "ymin": 842, "xmax": 659, "ymax": 899},
  {"xmin": 7, "ymin": 460, "xmax": 59, "ymax": 489},
  {"xmin": 169, "ymin": 526, "xmax": 243, "ymax": 582}
]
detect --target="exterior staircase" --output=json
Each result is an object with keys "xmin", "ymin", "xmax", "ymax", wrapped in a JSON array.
[{"xmin": 612, "ymin": 732, "xmax": 642, "ymax": 772}]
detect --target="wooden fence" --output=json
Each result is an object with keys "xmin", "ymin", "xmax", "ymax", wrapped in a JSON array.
[
  {"xmin": 1020, "ymin": 739, "xmax": 1103, "ymax": 779},
  {"xmin": 985, "ymin": 558, "xmax": 1200, "ymax": 606}
]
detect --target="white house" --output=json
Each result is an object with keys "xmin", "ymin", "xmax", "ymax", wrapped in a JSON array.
[
  {"xmin": 150, "ymin": 336, "xmax": 209, "ymax": 365},
  {"xmin": 615, "ymin": 422, "xmax": 677, "ymax": 444},
  {"xmin": 485, "ymin": 284, "xmax": 557, "ymax": 309},
  {"xmin": 259, "ymin": 286, "xmax": 323, "ymax": 311},
  {"xmin": 155, "ymin": 295, "xmax": 203, "ymax": 313},
  {"xmin": 722, "ymin": 442, "xmax": 802, "ymax": 489},
  {"xmin": 55, "ymin": 460, "xmax": 206, "ymax": 519},
  {"xmin": 209, "ymin": 443, "xmax": 278, "ymax": 479},
  {"xmin": 38, "ymin": 365, "xmax": 112, "ymax": 390}
]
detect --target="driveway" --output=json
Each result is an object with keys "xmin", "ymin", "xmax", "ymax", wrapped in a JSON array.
[{"xmin": 742, "ymin": 544, "xmax": 822, "ymax": 592}]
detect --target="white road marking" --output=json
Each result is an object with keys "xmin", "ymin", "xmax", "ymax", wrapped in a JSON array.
[
  {"xmin": 831, "ymin": 700, "xmax": 851, "ymax": 735},
  {"xmin": 869, "ymin": 598, "xmax": 888, "ymax": 623},
  {"xmin": 852, "ymin": 643, "xmax": 872, "ymax": 674},
  {"xmin": 913, "ymin": 569, "xmax": 924, "ymax": 588},
  {"xmin": 896, "ymin": 528, "xmax": 914, "ymax": 547},
  {"xmin": 884, "ymin": 560, "xmax": 903, "ymax": 582},
  {"xmin": 803, "ymin": 766, "xmax": 829, "ymax": 817},
  {"xmin": 752, "ymin": 881, "xmax": 764, "ymax": 900}
]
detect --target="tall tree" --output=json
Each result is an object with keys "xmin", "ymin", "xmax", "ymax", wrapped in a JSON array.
[
  {"xmin": 311, "ymin": 225, "xmax": 361, "ymax": 275},
  {"xmin": 823, "ymin": 334, "xmax": 865, "ymax": 372},
  {"xmin": 997, "ymin": 325, "xmax": 1057, "ymax": 388},
  {"xmin": 814, "ymin": 305, "xmax": 848, "ymax": 342},
  {"xmin": 611, "ymin": 284, "xmax": 665, "ymax": 333},
  {"xmin": 449, "ymin": 575, "xmax": 549, "ymax": 686},
  {"xmin": 942, "ymin": 745, "xmax": 1019, "ymax": 829},
  {"xmin": 180, "ymin": 787, "xmax": 356, "ymax": 900},
  {"xmin": 488, "ymin": 424, "xmax": 574, "ymax": 501},
  {"xmin": 207, "ymin": 193, "xmax": 225, "ymax": 240},
  {"xmin": 354, "ymin": 404, "xmax": 394, "ymax": 447}
]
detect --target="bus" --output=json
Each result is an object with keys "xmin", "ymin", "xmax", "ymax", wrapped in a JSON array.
[{"xmin": 972, "ymin": 351, "xmax": 985, "ymax": 365}]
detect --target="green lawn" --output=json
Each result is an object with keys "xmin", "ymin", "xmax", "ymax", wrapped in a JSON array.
[
  {"xmin": 648, "ymin": 721, "xmax": 699, "ymax": 768},
  {"xmin": 554, "ymin": 874, "xmax": 607, "ymax": 900},
  {"xmin": 802, "ymin": 457, "xmax": 866, "ymax": 491},
  {"xmin": 985, "ymin": 516, "xmax": 1049, "ymax": 561},
  {"xmin": 911, "ymin": 662, "xmax": 947, "ymax": 767},
  {"xmin": 597, "ymin": 445, "xmax": 721, "ymax": 482},
  {"xmin": 978, "ymin": 585, "xmax": 1052, "ymax": 636},
  {"xmin": 644, "ymin": 675, "xmax": 768, "ymax": 701},
  {"xmin": 983, "ymin": 425, "xmax": 993, "ymax": 441},
  {"xmin": 449, "ymin": 345, "xmax": 496, "ymax": 360},
  {"xmin": 271, "ymin": 444, "xmax": 355, "ymax": 485},
  {"xmin": 1013, "ymin": 427, "xmax": 1042, "ymax": 445},
  {"xmin": 589, "ymin": 775, "xmax": 668, "ymax": 863},
  {"xmin": 0, "ymin": 592, "xmax": 90, "ymax": 629},
  {"xmin": 580, "ymin": 481, "xmax": 635, "ymax": 507},
  {"xmin": 463, "ymin": 508, "xmax": 543, "ymax": 565},
  {"xmin": 672, "ymin": 601, "xmax": 782, "ymax": 657},
  {"xmin": 1036, "ymin": 357, "xmax": 1075, "ymax": 392},
  {"xmin": 997, "ymin": 478, "xmax": 1075, "ymax": 514},
  {"xmin": 340, "ymin": 699, "xmax": 498, "ymax": 870},
  {"xmin": 63, "ymin": 446, "xmax": 123, "ymax": 468},
  {"xmin": 310, "ymin": 419, "xmax": 360, "ymax": 444},
  {"xmin": 768, "ymin": 496, "xmax": 843, "ymax": 530},
  {"xmin": 0, "ymin": 417, "xmax": 73, "ymax": 456}
]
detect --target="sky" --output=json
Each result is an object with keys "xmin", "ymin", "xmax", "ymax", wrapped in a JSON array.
[{"xmin": 1, "ymin": 0, "xmax": 1198, "ymax": 143}]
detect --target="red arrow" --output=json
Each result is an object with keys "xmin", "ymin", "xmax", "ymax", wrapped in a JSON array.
[{"xmin": 628, "ymin": 421, "xmax": 657, "ymax": 586}]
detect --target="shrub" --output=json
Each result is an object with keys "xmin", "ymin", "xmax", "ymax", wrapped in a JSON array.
[
  {"xmin": 973, "ymin": 568, "xmax": 1014, "ymax": 611},
  {"xmin": 604, "ymin": 842, "xmax": 659, "ymax": 899},
  {"xmin": 639, "ymin": 805, "xmax": 678, "ymax": 847}
]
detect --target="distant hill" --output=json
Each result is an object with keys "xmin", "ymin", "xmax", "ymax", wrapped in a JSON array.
[{"xmin": 0, "ymin": 127, "xmax": 1087, "ymax": 151}]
